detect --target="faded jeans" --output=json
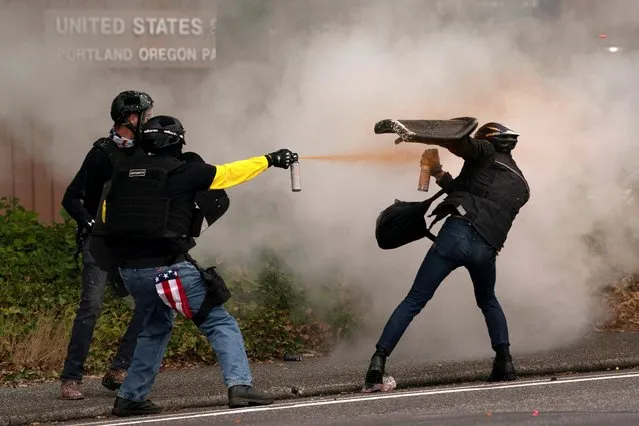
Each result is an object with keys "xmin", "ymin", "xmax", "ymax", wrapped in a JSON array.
[
  {"xmin": 61, "ymin": 236, "xmax": 145, "ymax": 382},
  {"xmin": 117, "ymin": 260, "xmax": 252, "ymax": 402},
  {"xmin": 376, "ymin": 217, "xmax": 510, "ymax": 355}
]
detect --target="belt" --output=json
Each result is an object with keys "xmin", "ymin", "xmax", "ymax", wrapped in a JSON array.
[{"xmin": 119, "ymin": 253, "xmax": 188, "ymax": 269}]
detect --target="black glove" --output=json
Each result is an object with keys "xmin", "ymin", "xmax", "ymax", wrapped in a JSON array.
[
  {"xmin": 74, "ymin": 218, "xmax": 95, "ymax": 267},
  {"xmin": 266, "ymin": 149, "xmax": 298, "ymax": 169},
  {"xmin": 431, "ymin": 164, "xmax": 443, "ymax": 177},
  {"xmin": 421, "ymin": 149, "xmax": 443, "ymax": 176},
  {"xmin": 79, "ymin": 218, "xmax": 96, "ymax": 237}
]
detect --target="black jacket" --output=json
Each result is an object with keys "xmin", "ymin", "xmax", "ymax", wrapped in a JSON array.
[
  {"xmin": 62, "ymin": 139, "xmax": 135, "ymax": 227},
  {"xmin": 432, "ymin": 137, "xmax": 530, "ymax": 250}
]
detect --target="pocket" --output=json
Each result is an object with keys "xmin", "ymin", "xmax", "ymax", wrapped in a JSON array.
[
  {"xmin": 470, "ymin": 231, "xmax": 497, "ymax": 262},
  {"xmin": 433, "ymin": 233, "xmax": 462, "ymax": 259},
  {"xmin": 153, "ymin": 268, "xmax": 194, "ymax": 319},
  {"xmin": 176, "ymin": 261, "xmax": 199, "ymax": 274},
  {"xmin": 118, "ymin": 267, "xmax": 136, "ymax": 282}
]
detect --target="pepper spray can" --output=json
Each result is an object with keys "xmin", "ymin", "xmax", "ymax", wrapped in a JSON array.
[
  {"xmin": 418, "ymin": 148, "xmax": 439, "ymax": 192},
  {"xmin": 290, "ymin": 161, "xmax": 301, "ymax": 192}
]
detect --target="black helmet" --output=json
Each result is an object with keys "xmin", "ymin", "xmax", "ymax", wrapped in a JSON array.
[
  {"xmin": 474, "ymin": 122, "xmax": 519, "ymax": 153},
  {"xmin": 110, "ymin": 90, "xmax": 154, "ymax": 131},
  {"xmin": 140, "ymin": 115, "xmax": 186, "ymax": 155}
]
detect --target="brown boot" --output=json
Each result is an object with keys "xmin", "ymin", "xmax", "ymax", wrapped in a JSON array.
[
  {"xmin": 60, "ymin": 380, "xmax": 84, "ymax": 400},
  {"xmin": 102, "ymin": 369, "xmax": 127, "ymax": 391}
]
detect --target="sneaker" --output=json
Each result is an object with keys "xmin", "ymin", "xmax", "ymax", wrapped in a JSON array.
[
  {"xmin": 102, "ymin": 368, "xmax": 127, "ymax": 391},
  {"xmin": 112, "ymin": 396, "xmax": 162, "ymax": 417},
  {"xmin": 60, "ymin": 380, "xmax": 84, "ymax": 400},
  {"xmin": 228, "ymin": 385, "xmax": 275, "ymax": 408}
]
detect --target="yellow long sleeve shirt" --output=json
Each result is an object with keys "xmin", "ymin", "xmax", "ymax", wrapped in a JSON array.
[{"xmin": 208, "ymin": 155, "xmax": 270, "ymax": 190}]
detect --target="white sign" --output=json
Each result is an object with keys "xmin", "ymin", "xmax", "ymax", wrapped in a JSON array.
[{"xmin": 43, "ymin": 9, "xmax": 217, "ymax": 68}]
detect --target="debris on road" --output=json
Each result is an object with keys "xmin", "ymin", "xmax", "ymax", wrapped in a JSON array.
[
  {"xmin": 284, "ymin": 353, "xmax": 304, "ymax": 361},
  {"xmin": 361, "ymin": 375, "xmax": 397, "ymax": 393}
]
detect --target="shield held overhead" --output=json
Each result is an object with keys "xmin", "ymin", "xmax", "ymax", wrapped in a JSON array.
[{"xmin": 373, "ymin": 117, "xmax": 478, "ymax": 146}]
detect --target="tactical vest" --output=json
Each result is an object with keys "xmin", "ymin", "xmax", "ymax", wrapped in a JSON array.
[
  {"xmin": 431, "ymin": 152, "xmax": 530, "ymax": 250},
  {"xmin": 100, "ymin": 149, "xmax": 193, "ymax": 243},
  {"xmin": 93, "ymin": 138, "xmax": 123, "ymax": 166}
]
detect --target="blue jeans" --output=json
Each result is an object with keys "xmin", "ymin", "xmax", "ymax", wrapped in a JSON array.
[
  {"xmin": 117, "ymin": 260, "xmax": 252, "ymax": 402},
  {"xmin": 376, "ymin": 217, "xmax": 509, "ymax": 355},
  {"xmin": 61, "ymin": 236, "xmax": 145, "ymax": 382}
]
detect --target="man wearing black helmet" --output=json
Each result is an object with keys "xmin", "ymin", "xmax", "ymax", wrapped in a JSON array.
[
  {"xmin": 364, "ymin": 122, "xmax": 530, "ymax": 391},
  {"xmin": 92, "ymin": 115, "xmax": 298, "ymax": 417},
  {"xmin": 59, "ymin": 90, "xmax": 154, "ymax": 400}
]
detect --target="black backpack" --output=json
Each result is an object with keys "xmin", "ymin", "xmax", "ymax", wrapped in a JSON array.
[{"xmin": 375, "ymin": 188, "xmax": 446, "ymax": 250}]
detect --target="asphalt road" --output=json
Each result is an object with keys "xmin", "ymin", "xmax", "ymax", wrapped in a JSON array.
[
  {"xmin": 5, "ymin": 331, "xmax": 639, "ymax": 425},
  {"xmin": 64, "ymin": 371, "xmax": 639, "ymax": 426}
]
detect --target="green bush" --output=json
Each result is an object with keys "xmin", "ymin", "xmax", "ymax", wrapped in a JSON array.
[{"xmin": 0, "ymin": 197, "xmax": 363, "ymax": 383}]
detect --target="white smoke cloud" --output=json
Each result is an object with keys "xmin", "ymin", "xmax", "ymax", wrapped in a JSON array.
[{"xmin": 2, "ymin": 0, "xmax": 639, "ymax": 363}]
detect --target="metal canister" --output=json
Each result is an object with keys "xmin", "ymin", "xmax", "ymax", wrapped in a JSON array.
[
  {"xmin": 290, "ymin": 161, "xmax": 301, "ymax": 192},
  {"xmin": 418, "ymin": 148, "xmax": 439, "ymax": 192},
  {"xmin": 418, "ymin": 165, "xmax": 431, "ymax": 192}
]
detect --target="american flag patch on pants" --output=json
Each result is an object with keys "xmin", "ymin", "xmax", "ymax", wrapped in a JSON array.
[{"xmin": 154, "ymin": 269, "xmax": 193, "ymax": 319}]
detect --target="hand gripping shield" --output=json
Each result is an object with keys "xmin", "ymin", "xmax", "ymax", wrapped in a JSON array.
[{"xmin": 374, "ymin": 117, "xmax": 478, "ymax": 146}]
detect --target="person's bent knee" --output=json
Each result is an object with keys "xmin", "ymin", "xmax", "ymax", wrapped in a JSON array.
[
  {"xmin": 476, "ymin": 296, "xmax": 500, "ymax": 310},
  {"xmin": 404, "ymin": 289, "xmax": 434, "ymax": 309},
  {"xmin": 77, "ymin": 292, "xmax": 105, "ymax": 317}
]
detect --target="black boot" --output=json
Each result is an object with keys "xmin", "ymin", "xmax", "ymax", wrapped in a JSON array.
[
  {"xmin": 488, "ymin": 344, "xmax": 517, "ymax": 382},
  {"xmin": 101, "ymin": 368, "xmax": 126, "ymax": 391},
  {"xmin": 228, "ymin": 385, "xmax": 275, "ymax": 408},
  {"xmin": 364, "ymin": 348, "xmax": 388, "ymax": 388},
  {"xmin": 112, "ymin": 396, "xmax": 162, "ymax": 417}
]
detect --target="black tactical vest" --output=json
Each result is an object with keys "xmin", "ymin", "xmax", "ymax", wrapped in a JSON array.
[
  {"xmin": 431, "ymin": 152, "xmax": 530, "ymax": 250},
  {"xmin": 101, "ymin": 149, "xmax": 192, "ymax": 244},
  {"xmin": 93, "ymin": 138, "xmax": 121, "ymax": 164}
]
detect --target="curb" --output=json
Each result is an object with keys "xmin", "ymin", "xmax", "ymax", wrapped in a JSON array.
[{"xmin": 3, "ymin": 357, "xmax": 639, "ymax": 425}]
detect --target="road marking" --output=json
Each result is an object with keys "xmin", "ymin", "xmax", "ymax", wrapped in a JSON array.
[{"xmin": 76, "ymin": 371, "xmax": 639, "ymax": 425}]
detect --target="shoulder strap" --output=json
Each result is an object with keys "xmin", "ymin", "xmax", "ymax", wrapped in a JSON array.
[
  {"xmin": 420, "ymin": 188, "xmax": 448, "ymax": 242},
  {"xmin": 93, "ymin": 138, "xmax": 127, "ymax": 168},
  {"xmin": 421, "ymin": 187, "xmax": 447, "ymax": 207},
  {"xmin": 92, "ymin": 137, "xmax": 115, "ymax": 152}
]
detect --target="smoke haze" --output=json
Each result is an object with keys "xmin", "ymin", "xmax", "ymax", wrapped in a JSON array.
[{"xmin": 3, "ymin": 0, "xmax": 639, "ymax": 362}]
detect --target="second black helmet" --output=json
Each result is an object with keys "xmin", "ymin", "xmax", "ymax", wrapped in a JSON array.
[{"xmin": 140, "ymin": 115, "xmax": 186, "ymax": 154}]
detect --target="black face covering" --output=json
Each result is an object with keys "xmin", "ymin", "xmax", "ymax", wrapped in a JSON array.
[{"xmin": 490, "ymin": 136, "xmax": 518, "ymax": 154}]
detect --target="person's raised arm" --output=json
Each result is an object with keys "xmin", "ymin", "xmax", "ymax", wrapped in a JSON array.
[{"xmin": 208, "ymin": 149, "xmax": 298, "ymax": 190}]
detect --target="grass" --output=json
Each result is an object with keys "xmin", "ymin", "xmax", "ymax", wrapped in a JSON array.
[
  {"xmin": 598, "ymin": 273, "xmax": 639, "ymax": 332},
  {"xmin": 1, "ymin": 314, "xmax": 73, "ymax": 385},
  {"xmin": 11, "ymin": 316, "xmax": 71, "ymax": 371},
  {"xmin": 3, "ymin": 266, "xmax": 639, "ymax": 387}
]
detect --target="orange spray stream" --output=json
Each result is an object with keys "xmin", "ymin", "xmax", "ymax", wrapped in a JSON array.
[{"xmin": 300, "ymin": 147, "xmax": 423, "ymax": 165}]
